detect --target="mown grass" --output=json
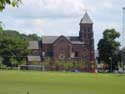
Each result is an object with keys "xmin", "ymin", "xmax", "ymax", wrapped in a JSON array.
[{"xmin": 0, "ymin": 70, "xmax": 125, "ymax": 94}]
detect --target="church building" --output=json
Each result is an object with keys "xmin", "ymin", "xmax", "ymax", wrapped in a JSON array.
[{"xmin": 27, "ymin": 12, "xmax": 95, "ymax": 72}]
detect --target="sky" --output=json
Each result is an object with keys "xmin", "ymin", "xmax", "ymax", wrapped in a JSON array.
[{"xmin": 0, "ymin": 0, "xmax": 125, "ymax": 49}]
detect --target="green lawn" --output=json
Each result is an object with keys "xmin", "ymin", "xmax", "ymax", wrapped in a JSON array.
[{"xmin": 0, "ymin": 70, "xmax": 125, "ymax": 94}]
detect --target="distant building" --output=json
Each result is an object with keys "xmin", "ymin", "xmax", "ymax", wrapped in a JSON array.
[{"xmin": 27, "ymin": 12, "xmax": 95, "ymax": 72}]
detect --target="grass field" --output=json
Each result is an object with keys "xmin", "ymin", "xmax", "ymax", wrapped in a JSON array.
[{"xmin": 0, "ymin": 70, "xmax": 125, "ymax": 94}]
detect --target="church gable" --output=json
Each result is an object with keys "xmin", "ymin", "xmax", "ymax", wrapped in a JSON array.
[
  {"xmin": 52, "ymin": 36, "xmax": 72, "ymax": 59},
  {"xmin": 53, "ymin": 36, "xmax": 71, "ymax": 46}
]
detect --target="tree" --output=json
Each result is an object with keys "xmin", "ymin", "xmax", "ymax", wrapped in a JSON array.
[
  {"xmin": 0, "ymin": 0, "xmax": 21, "ymax": 11},
  {"xmin": 0, "ymin": 31, "xmax": 28, "ymax": 66},
  {"xmin": 0, "ymin": 30, "xmax": 40, "ymax": 67},
  {"xmin": 98, "ymin": 29, "xmax": 120, "ymax": 72}
]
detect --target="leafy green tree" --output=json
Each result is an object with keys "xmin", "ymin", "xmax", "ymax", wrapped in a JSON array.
[
  {"xmin": 10, "ymin": 57, "xmax": 18, "ymax": 67},
  {"xmin": 0, "ymin": 30, "xmax": 40, "ymax": 67},
  {"xmin": 0, "ymin": 34, "xmax": 27, "ymax": 66},
  {"xmin": 0, "ymin": 0, "xmax": 21, "ymax": 11},
  {"xmin": 98, "ymin": 29, "xmax": 120, "ymax": 72}
]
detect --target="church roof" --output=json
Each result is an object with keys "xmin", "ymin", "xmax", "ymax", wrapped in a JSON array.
[
  {"xmin": 42, "ymin": 36, "xmax": 84, "ymax": 45},
  {"xmin": 80, "ymin": 12, "xmax": 93, "ymax": 24},
  {"xmin": 42, "ymin": 36, "xmax": 58, "ymax": 44}
]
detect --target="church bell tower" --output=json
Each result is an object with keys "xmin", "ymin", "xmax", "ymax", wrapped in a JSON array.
[{"xmin": 79, "ymin": 12, "xmax": 95, "ymax": 72}]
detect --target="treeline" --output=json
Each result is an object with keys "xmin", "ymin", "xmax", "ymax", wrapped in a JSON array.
[{"xmin": 0, "ymin": 30, "xmax": 40, "ymax": 68}]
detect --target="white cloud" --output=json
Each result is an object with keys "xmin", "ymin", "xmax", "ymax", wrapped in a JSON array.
[{"xmin": 3, "ymin": 0, "xmax": 86, "ymax": 19}]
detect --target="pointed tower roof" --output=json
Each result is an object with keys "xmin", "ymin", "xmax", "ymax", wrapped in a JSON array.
[{"xmin": 80, "ymin": 12, "xmax": 93, "ymax": 24}]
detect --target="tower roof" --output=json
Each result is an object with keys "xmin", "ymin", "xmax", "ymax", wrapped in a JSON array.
[{"xmin": 80, "ymin": 12, "xmax": 93, "ymax": 24}]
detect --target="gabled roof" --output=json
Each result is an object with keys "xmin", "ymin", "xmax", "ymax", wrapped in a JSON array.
[
  {"xmin": 80, "ymin": 12, "xmax": 93, "ymax": 24},
  {"xmin": 42, "ymin": 36, "xmax": 58, "ymax": 44}
]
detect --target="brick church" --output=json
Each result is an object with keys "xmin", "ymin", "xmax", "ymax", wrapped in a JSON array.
[{"xmin": 27, "ymin": 12, "xmax": 95, "ymax": 72}]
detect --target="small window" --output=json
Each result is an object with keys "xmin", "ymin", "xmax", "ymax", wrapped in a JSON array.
[
  {"xmin": 88, "ymin": 27, "xmax": 91, "ymax": 32},
  {"xmin": 84, "ymin": 28, "xmax": 87, "ymax": 32},
  {"xmin": 75, "ymin": 51, "xmax": 78, "ymax": 57},
  {"xmin": 46, "ymin": 51, "xmax": 53, "ymax": 57}
]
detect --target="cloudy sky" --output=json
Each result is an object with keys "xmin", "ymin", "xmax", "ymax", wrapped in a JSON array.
[{"xmin": 0, "ymin": 0, "xmax": 124, "ymax": 49}]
